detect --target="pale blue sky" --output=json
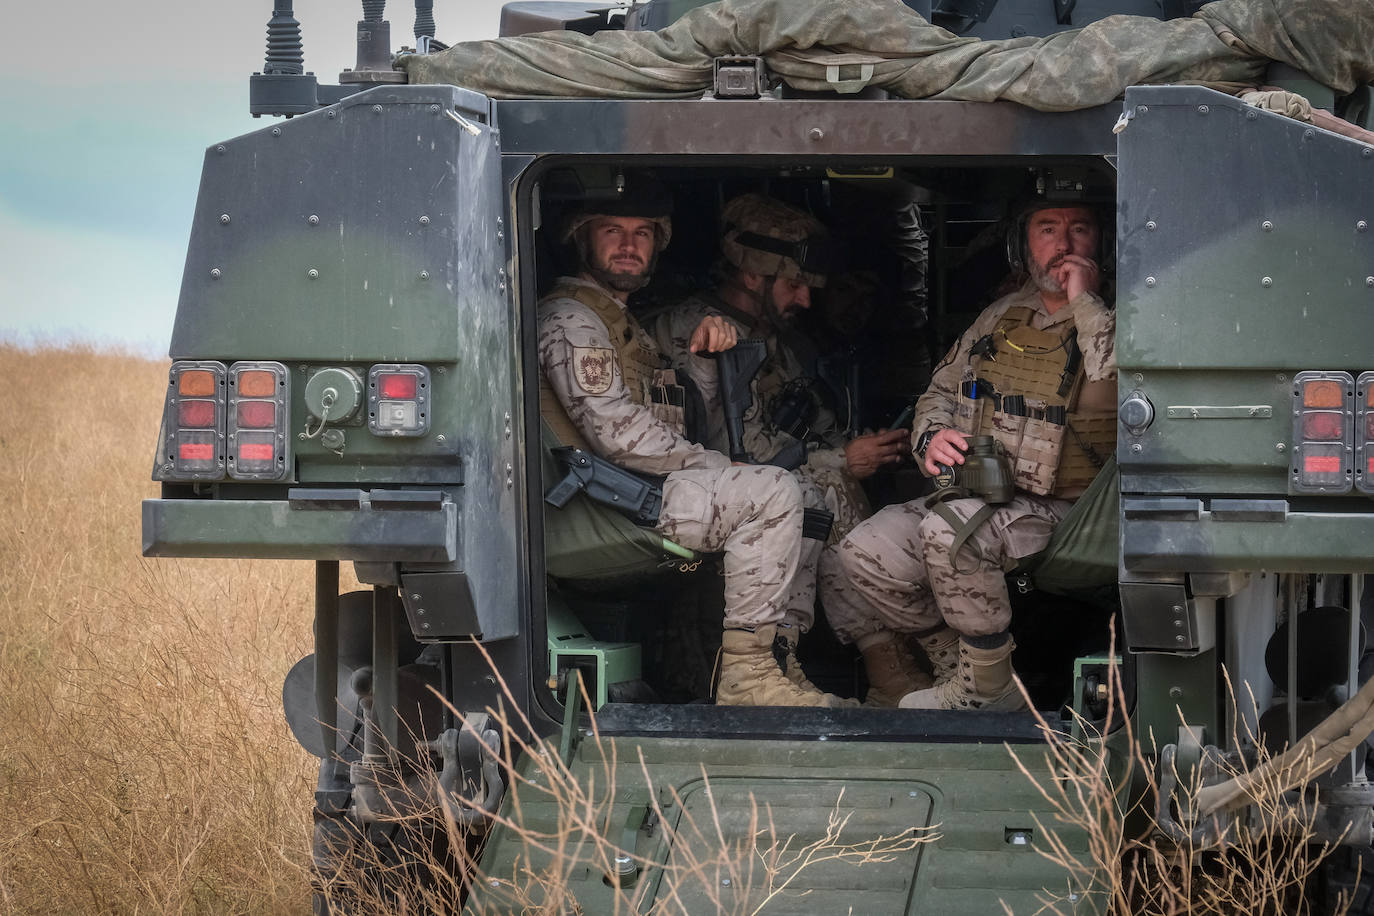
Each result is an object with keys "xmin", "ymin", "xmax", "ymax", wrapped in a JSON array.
[{"xmin": 1, "ymin": 0, "xmax": 511, "ymax": 354}]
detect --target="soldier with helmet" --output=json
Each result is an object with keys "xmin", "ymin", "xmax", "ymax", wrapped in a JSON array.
[
  {"xmin": 537, "ymin": 173, "xmax": 851, "ymax": 708},
  {"xmin": 831, "ymin": 199, "xmax": 1117, "ymax": 711},
  {"xmin": 652, "ymin": 192, "xmax": 921, "ymax": 707}
]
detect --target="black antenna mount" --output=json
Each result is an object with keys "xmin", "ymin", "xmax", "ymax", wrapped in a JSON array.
[
  {"xmin": 249, "ymin": 1, "xmax": 319, "ymax": 117},
  {"xmin": 340, "ymin": 0, "xmax": 406, "ymax": 86}
]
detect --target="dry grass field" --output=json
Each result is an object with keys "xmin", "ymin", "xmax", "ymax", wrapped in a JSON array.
[
  {"xmin": 0, "ymin": 344, "xmax": 318, "ymax": 913},
  {"xmin": 0, "ymin": 344, "xmax": 1356, "ymax": 915}
]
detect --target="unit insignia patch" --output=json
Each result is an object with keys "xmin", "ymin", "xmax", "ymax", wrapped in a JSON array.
[{"xmin": 573, "ymin": 347, "xmax": 616, "ymax": 394}]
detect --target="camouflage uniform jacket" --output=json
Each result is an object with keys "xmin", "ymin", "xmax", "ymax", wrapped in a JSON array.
[
  {"xmin": 652, "ymin": 292, "xmax": 846, "ymax": 467},
  {"xmin": 539, "ymin": 277, "xmax": 730, "ymax": 476},
  {"xmin": 913, "ymin": 280, "xmax": 1115, "ymax": 449}
]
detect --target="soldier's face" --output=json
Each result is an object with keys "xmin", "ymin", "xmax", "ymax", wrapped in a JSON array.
[
  {"xmin": 586, "ymin": 216, "xmax": 658, "ymax": 291},
  {"xmin": 1026, "ymin": 207, "xmax": 1099, "ymax": 293},
  {"xmin": 768, "ymin": 276, "xmax": 813, "ymax": 320}
]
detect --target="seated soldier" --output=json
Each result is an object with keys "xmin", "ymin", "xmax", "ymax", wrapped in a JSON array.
[
  {"xmin": 833, "ymin": 199, "xmax": 1117, "ymax": 711},
  {"xmin": 537, "ymin": 172, "xmax": 850, "ymax": 707},
  {"xmin": 651, "ymin": 193, "xmax": 920, "ymax": 706}
]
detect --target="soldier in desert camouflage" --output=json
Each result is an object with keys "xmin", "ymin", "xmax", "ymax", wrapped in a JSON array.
[
  {"xmin": 833, "ymin": 201, "xmax": 1117, "ymax": 711},
  {"xmin": 537, "ymin": 174, "xmax": 851, "ymax": 707},
  {"xmin": 652, "ymin": 193, "xmax": 923, "ymax": 706}
]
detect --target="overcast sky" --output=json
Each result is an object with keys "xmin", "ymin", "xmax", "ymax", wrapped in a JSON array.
[{"xmin": 1, "ymin": 0, "xmax": 513, "ymax": 354}]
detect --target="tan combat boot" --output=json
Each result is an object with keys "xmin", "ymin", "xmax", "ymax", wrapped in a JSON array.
[
  {"xmin": 913, "ymin": 627, "xmax": 961, "ymax": 686},
  {"xmin": 716, "ymin": 625, "xmax": 854, "ymax": 707},
  {"xmin": 776, "ymin": 624, "xmax": 860, "ymax": 707},
  {"xmin": 857, "ymin": 631, "xmax": 933, "ymax": 707},
  {"xmin": 898, "ymin": 637, "xmax": 1028, "ymax": 711}
]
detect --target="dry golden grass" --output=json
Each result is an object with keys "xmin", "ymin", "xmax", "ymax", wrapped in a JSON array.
[{"xmin": 0, "ymin": 344, "xmax": 318, "ymax": 914}]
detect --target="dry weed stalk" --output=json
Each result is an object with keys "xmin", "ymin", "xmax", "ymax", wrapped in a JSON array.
[
  {"xmin": 312, "ymin": 636, "xmax": 932, "ymax": 915},
  {"xmin": 1005, "ymin": 626, "xmax": 1355, "ymax": 916}
]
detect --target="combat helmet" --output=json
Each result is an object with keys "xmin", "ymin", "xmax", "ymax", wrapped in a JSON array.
[
  {"xmin": 720, "ymin": 193, "xmax": 831, "ymax": 288},
  {"xmin": 562, "ymin": 171, "xmax": 674, "ymax": 252}
]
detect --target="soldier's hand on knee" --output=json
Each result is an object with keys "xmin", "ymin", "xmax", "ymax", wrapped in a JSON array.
[
  {"xmin": 922, "ymin": 429, "xmax": 969, "ymax": 477},
  {"xmin": 689, "ymin": 315, "xmax": 738, "ymax": 355}
]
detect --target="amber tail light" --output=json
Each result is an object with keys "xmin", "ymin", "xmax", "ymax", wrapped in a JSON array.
[
  {"xmin": 1291, "ymin": 371, "xmax": 1354, "ymax": 494},
  {"xmin": 154, "ymin": 361, "xmax": 227, "ymax": 481}
]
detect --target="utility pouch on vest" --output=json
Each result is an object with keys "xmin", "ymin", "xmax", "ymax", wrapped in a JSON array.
[
  {"xmin": 646, "ymin": 368, "xmax": 688, "ymax": 437},
  {"xmin": 954, "ymin": 376, "xmax": 983, "ymax": 435},
  {"xmin": 1015, "ymin": 413, "xmax": 1066, "ymax": 497},
  {"xmin": 989, "ymin": 393, "xmax": 1029, "ymax": 467},
  {"xmin": 546, "ymin": 447, "xmax": 664, "ymax": 527}
]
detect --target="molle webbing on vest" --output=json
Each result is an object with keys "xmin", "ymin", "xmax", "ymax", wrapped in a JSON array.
[
  {"xmin": 538, "ymin": 281, "xmax": 670, "ymax": 449},
  {"xmin": 964, "ymin": 306, "xmax": 1115, "ymax": 498}
]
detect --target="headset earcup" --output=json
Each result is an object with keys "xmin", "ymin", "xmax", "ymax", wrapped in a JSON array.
[{"xmin": 1005, "ymin": 215, "xmax": 1027, "ymax": 272}]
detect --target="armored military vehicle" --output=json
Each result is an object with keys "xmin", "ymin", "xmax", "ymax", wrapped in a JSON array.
[{"xmin": 142, "ymin": 0, "xmax": 1374, "ymax": 910}]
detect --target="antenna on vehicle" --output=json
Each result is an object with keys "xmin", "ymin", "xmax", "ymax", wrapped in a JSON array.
[
  {"xmin": 264, "ymin": 1, "xmax": 304, "ymax": 75},
  {"xmin": 414, "ymin": 0, "xmax": 435, "ymax": 42},
  {"xmin": 250, "ymin": 0, "xmax": 320, "ymax": 117},
  {"xmin": 340, "ymin": 0, "xmax": 408, "ymax": 85},
  {"xmin": 356, "ymin": 1, "xmax": 392, "ymax": 72}
]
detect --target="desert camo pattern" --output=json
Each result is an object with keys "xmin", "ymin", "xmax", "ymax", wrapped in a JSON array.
[
  {"xmin": 539, "ymin": 277, "xmax": 805, "ymax": 632},
  {"xmin": 720, "ymin": 193, "xmax": 829, "ymax": 288},
  {"xmin": 654, "ymin": 295, "xmax": 877, "ymax": 636},
  {"xmin": 656, "ymin": 465, "xmax": 803, "ymax": 630},
  {"xmin": 652, "ymin": 295, "xmax": 871, "ymax": 536},
  {"xmin": 832, "ymin": 493, "xmax": 1071, "ymax": 638},
  {"xmin": 830, "ymin": 280, "xmax": 1112, "ymax": 638},
  {"xmin": 539, "ymin": 278, "xmax": 730, "ymax": 476},
  {"xmin": 910, "ymin": 281, "xmax": 1115, "ymax": 444}
]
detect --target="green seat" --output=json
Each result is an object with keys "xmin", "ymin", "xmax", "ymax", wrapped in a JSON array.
[
  {"xmin": 1014, "ymin": 455, "xmax": 1119, "ymax": 600},
  {"xmin": 540, "ymin": 420, "xmax": 695, "ymax": 581}
]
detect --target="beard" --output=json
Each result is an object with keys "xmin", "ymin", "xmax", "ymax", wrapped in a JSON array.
[
  {"xmin": 585, "ymin": 251, "xmax": 656, "ymax": 294},
  {"xmin": 587, "ymin": 262, "xmax": 652, "ymax": 293},
  {"xmin": 1029, "ymin": 255, "xmax": 1064, "ymax": 294}
]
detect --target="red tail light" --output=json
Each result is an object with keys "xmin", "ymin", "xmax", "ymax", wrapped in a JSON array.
[
  {"xmin": 155, "ymin": 361, "xmax": 227, "ymax": 481},
  {"xmin": 368, "ymin": 364, "xmax": 430, "ymax": 437},
  {"xmin": 1291, "ymin": 371, "xmax": 1353, "ymax": 494},
  {"xmin": 227, "ymin": 361, "xmax": 290, "ymax": 480}
]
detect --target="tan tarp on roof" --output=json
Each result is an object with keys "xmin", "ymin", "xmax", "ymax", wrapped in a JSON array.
[{"xmin": 399, "ymin": 0, "xmax": 1374, "ymax": 110}]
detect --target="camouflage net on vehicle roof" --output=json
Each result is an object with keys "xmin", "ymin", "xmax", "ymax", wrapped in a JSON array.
[{"xmin": 398, "ymin": 0, "xmax": 1374, "ymax": 109}]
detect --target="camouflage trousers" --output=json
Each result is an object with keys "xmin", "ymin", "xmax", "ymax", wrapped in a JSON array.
[
  {"xmin": 656, "ymin": 465, "xmax": 803, "ymax": 631},
  {"xmin": 782, "ymin": 462, "xmax": 874, "ymax": 634},
  {"xmin": 830, "ymin": 493, "xmax": 1072, "ymax": 639}
]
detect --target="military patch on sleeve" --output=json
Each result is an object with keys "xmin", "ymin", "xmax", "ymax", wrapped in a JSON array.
[{"xmin": 572, "ymin": 346, "xmax": 617, "ymax": 395}]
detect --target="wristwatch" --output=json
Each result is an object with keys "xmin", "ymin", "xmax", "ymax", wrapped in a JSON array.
[{"xmin": 914, "ymin": 428, "xmax": 939, "ymax": 461}]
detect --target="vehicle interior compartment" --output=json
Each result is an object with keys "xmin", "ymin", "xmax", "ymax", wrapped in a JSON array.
[{"xmin": 531, "ymin": 159, "xmax": 1122, "ymax": 716}]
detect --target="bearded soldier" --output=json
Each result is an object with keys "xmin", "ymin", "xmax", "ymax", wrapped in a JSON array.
[
  {"xmin": 537, "ymin": 174, "xmax": 850, "ymax": 707},
  {"xmin": 832, "ymin": 200, "xmax": 1117, "ymax": 711},
  {"xmin": 652, "ymin": 193, "xmax": 921, "ymax": 706}
]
